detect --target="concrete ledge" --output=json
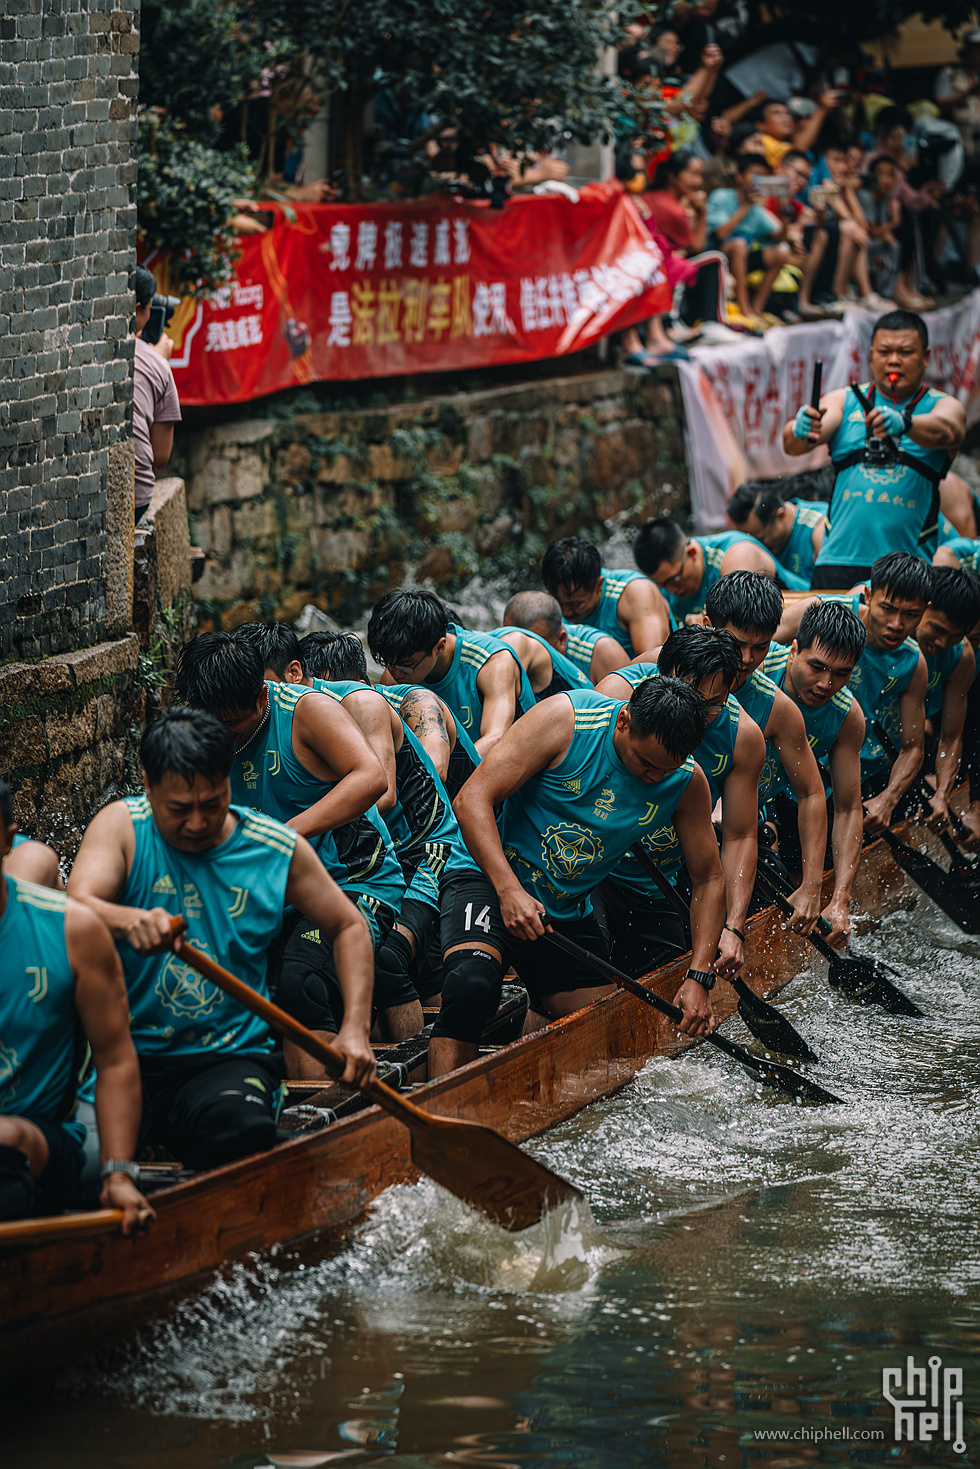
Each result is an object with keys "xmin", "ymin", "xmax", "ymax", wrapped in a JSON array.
[{"xmin": 0, "ymin": 635, "xmax": 139, "ymax": 708}]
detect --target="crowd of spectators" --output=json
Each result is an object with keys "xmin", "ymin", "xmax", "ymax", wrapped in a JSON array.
[{"xmin": 606, "ymin": 6, "xmax": 980, "ymax": 365}]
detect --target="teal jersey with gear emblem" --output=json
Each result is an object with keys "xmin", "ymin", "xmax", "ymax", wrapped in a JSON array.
[
  {"xmin": 498, "ymin": 689, "xmax": 694, "ymax": 920},
  {"xmin": 231, "ymin": 680, "xmax": 404, "ymax": 923},
  {"xmin": 579, "ymin": 569, "xmax": 656, "ymax": 658},
  {"xmin": 664, "ymin": 534, "xmax": 808, "ymax": 623},
  {"xmin": 377, "ymin": 682, "xmax": 481, "ymax": 801},
  {"xmin": 490, "ymin": 626, "xmax": 593, "ymax": 696},
  {"xmin": 761, "ymin": 644, "xmax": 855, "ymax": 801},
  {"xmin": 816, "ymin": 384, "xmax": 950, "ymax": 567},
  {"xmin": 0, "ymin": 877, "xmax": 85, "ymax": 1138},
  {"xmin": 314, "ymin": 678, "xmax": 477, "ymax": 911},
  {"xmin": 922, "ymin": 640, "xmax": 966, "ymax": 721},
  {"xmin": 606, "ymin": 666, "xmax": 741, "ymax": 892},
  {"xmin": 423, "ymin": 624, "xmax": 536, "ymax": 737},
  {"xmin": 826, "ymin": 594, "xmax": 921, "ymax": 772},
  {"xmin": 777, "ymin": 500, "xmax": 828, "ymax": 584},
  {"xmin": 118, "ymin": 797, "xmax": 295, "ymax": 1057},
  {"xmin": 562, "ymin": 621, "xmax": 610, "ymax": 681}
]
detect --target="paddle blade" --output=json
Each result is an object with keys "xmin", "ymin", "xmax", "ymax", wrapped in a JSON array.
[
  {"xmin": 828, "ymin": 952, "xmax": 924, "ymax": 1017},
  {"xmin": 708, "ymin": 1031, "xmax": 842, "ymax": 1104},
  {"xmin": 882, "ymin": 830, "xmax": 980, "ymax": 935},
  {"xmin": 734, "ymin": 986, "xmax": 819, "ymax": 1063},
  {"xmin": 404, "ymin": 1113, "xmax": 584, "ymax": 1232}
]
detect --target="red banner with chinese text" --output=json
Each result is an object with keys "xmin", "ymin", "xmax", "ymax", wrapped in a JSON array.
[{"xmin": 148, "ymin": 183, "xmax": 671, "ymax": 406}]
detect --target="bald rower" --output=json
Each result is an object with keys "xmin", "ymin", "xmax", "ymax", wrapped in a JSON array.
[{"xmin": 501, "ymin": 591, "xmax": 629, "ymax": 685}]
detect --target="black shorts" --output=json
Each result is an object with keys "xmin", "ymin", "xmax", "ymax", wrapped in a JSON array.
[
  {"xmin": 440, "ymin": 870, "xmax": 509, "ymax": 958},
  {"xmin": 138, "ymin": 1051, "xmax": 282, "ymax": 1171},
  {"xmin": 268, "ymin": 901, "xmax": 395, "ymax": 1033},
  {"xmin": 30, "ymin": 1117, "xmax": 85, "ymax": 1216},
  {"xmin": 810, "ymin": 564, "xmax": 871, "ymax": 591},
  {"xmin": 768, "ymin": 790, "xmax": 834, "ymax": 874},
  {"xmin": 594, "ymin": 877, "xmax": 688, "ymax": 979},
  {"xmin": 374, "ymin": 897, "xmax": 438, "ymax": 1011}
]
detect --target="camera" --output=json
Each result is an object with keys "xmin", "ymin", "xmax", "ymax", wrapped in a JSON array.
[{"xmin": 142, "ymin": 292, "xmax": 179, "ymax": 346}]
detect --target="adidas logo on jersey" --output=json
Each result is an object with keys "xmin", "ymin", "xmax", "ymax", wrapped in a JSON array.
[{"xmin": 152, "ymin": 875, "xmax": 177, "ymax": 895}]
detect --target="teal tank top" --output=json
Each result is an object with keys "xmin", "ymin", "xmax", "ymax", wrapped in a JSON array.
[
  {"xmin": 663, "ymin": 533, "xmax": 807, "ymax": 621},
  {"xmin": 761, "ymin": 644, "xmax": 855, "ymax": 800},
  {"xmin": 424, "ymin": 624, "xmax": 536, "ymax": 737},
  {"xmin": 119, "ymin": 797, "xmax": 294, "ymax": 1057},
  {"xmin": 817, "ymin": 384, "xmax": 950, "ymax": 567},
  {"xmin": 230, "ymin": 681, "xmax": 405, "ymax": 920},
  {"xmin": 0, "ymin": 878, "xmax": 84, "ymax": 1136},
  {"xmin": 499, "ymin": 689, "xmax": 694, "ymax": 919},
  {"xmin": 490, "ymin": 627, "xmax": 592, "ymax": 697},
  {"xmin": 778, "ymin": 500, "xmax": 828, "ymax": 584},
  {"xmin": 941, "ymin": 534, "xmax": 980, "ymax": 574},
  {"xmin": 378, "ymin": 682, "xmax": 481, "ymax": 801},
  {"xmin": 315, "ymin": 680, "xmax": 476, "ymax": 903},
  {"xmin": 734, "ymin": 666, "xmax": 777, "ymax": 736},
  {"xmin": 581, "ymin": 569, "xmax": 651, "ymax": 658},
  {"xmin": 829, "ymin": 595, "xmax": 922, "ymax": 771},
  {"xmin": 562, "ymin": 621, "xmax": 610, "ymax": 680},
  {"xmin": 605, "ymin": 665, "xmax": 739, "ymax": 891},
  {"xmin": 922, "ymin": 640, "xmax": 966, "ymax": 721}
]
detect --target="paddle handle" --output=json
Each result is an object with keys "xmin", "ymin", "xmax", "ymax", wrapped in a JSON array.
[
  {"xmin": 0, "ymin": 1205, "xmax": 154, "ymax": 1248},
  {"xmin": 872, "ymin": 721, "xmax": 971, "ymax": 843},
  {"xmin": 754, "ymin": 864, "xmax": 837, "ymax": 963},
  {"xmin": 547, "ymin": 929, "xmax": 682, "ymax": 1020},
  {"xmin": 810, "ymin": 358, "xmax": 823, "ymax": 409},
  {"xmin": 170, "ymin": 920, "xmax": 435, "ymax": 1130},
  {"xmin": 629, "ymin": 843, "xmax": 690, "ymax": 924}
]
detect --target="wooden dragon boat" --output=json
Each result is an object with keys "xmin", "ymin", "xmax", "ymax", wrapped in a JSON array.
[{"xmin": 0, "ymin": 816, "xmax": 931, "ymax": 1382}]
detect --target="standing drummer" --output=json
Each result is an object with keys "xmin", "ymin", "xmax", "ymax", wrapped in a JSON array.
[{"xmin": 784, "ymin": 310, "xmax": 966, "ymax": 590}]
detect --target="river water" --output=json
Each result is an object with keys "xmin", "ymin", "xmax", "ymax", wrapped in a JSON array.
[{"xmin": 7, "ymin": 881, "xmax": 979, "ymax": 1466}]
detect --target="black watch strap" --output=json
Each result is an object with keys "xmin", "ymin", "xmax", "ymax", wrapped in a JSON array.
[{"xmin": 686, "ymin": 968, "xmax": 716, "ymax": 992}]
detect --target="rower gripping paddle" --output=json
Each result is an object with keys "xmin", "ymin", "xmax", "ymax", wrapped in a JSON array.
[
  {"xmin": 544, "ymin": 931, "xmax": 843, "ymax": 1106},
  {"xmin": 628, "ymin": 843, "xmax": 818, "ymax": 1063},
  {"xmin": 872, "ymin": 721, "xmax": 974, "ymax": 854},
  {"xmin": 753, "ymin": 857, "xmax": 924, "ymax": 1017},
  {"xmin": 170, "ymin": 919, "xmax": 582, "ymax": 1232}
]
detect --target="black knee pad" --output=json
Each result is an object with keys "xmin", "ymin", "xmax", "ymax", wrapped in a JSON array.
[
  {"xmin": 183, "ymin": 1090, "xmax": 277, "ymax": 1171},
  {"xmin": 277, "ymin": 964, "xmax": 342, "ymax": 1033},
  {"xmin": 373, "ymin": 929, "xmax": 419, "ymax": 1010},
  {"xmin": 0, "ymin": 1143, "xmax": 36, "ymax": 1221},
  {"xmin": 431, "ymin": 949, "xmax": 503, "ymax": 1044}
]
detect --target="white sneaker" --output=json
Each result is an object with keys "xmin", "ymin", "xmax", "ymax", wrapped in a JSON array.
[
  {"xmin": 697, "ymin": 321, "xmax": 744, "ymax": 345},
  {"xmin": 861, "ymin": 293, "xmax": 897, "ymax": 312}
]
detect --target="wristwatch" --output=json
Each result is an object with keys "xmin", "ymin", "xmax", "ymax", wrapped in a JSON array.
[
  {"xmin": 100, "ymin": 1159, "xmax": 141, "ymax": 1185},
  {"xmin": 686, "ymin": 968, "xmax": 716, "ymax": 992}
]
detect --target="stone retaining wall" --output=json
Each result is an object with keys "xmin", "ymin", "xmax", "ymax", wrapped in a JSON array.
[{"xmin": 176, "ymin": 367, "xmax": 689, "ymax": 628}]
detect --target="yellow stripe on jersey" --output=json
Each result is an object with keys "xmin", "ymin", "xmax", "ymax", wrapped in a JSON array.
[{"xmin": 13, "ymin": 879, "xmax": 68, "ymax": 913}]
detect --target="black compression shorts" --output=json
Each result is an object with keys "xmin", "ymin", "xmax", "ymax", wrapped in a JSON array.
[
  {"xmin": 138, "ymin": 1052, "xmax": 282, "ymax": 1171},
  {"xmin": 29, "ymin": 1117, "xmax": 85, "ymax": 1216}
]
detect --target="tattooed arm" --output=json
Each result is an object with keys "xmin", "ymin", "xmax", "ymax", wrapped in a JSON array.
[{"xmin": 399, "ymin": 687, "xmax": 452, "ymax": 781}]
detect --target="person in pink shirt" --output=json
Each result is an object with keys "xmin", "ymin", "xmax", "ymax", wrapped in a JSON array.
[{"xmin": 133, "ymin": 266, "xmax": 182, "ymax": 522}]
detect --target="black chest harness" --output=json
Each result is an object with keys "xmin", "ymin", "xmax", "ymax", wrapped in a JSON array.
[{"xmin": 829, "ymin": 381, "xmax": 947, "ymax": 547}]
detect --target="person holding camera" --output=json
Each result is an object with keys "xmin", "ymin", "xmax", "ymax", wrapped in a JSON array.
[{"xmin": 133, "ymin": 265, "xmax": 181, "ymax": 523}]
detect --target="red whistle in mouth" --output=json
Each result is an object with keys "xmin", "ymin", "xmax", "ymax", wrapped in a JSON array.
[{"xmin": 887, "ymin": 372, "xmax": 900, "ymax": 383}]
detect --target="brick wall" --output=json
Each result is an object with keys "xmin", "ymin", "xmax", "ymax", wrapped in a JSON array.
[{"xmin": 0, "ymin": 0, "xmax": 140, "ymax": 662}]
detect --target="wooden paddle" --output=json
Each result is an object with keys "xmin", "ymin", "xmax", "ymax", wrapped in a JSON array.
[
  {"xmin": 172, "ymin": 922, "xmax": 583, "ymax": 1232},
  {"xmin": 544, "ymin": 931, "xmax": 843, "ymax": 1106},
  {"xmin": 628, "ymin": 843, "xmax": 818, "ymax": 1063},
  {"xmin": 752, "ymin": 853, "xmax": 924, "ymax": 1016}
]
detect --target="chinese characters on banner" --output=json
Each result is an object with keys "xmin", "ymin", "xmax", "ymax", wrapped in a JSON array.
[
  {"xmin": 677, "ymin": 290, "xmax": 980, "ymax": 529},
  {"xmin": 155, "ymin": 183, "xmax": 671, "ymax": 406}
]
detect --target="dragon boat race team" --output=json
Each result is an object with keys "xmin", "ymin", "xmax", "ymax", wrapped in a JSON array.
[
  {"xmin": 909, "ymin": 566, "xmax": 980, "ymax": 831},
  {"xmin": 501, "ymin": 590, "xmax": 630, "ymax": 684},
  {"xmin": 760, "ymin": 602, "xmax": 867, "ymax": 946},
  {"xmin": 368, "ymin": 589, "xmax": 536, "ymax": 756},
  {"xmin": 68, "ymin": 711, "xmax": 376, "ymax": 1169},
  {"xmin": 173, "ymin": 634, "xmax": 404, "ymax": 1079},
  {"xmin": 778, "ymin": 552, "xmax": 929, "ymax": 837},
  {"xmin": 784, "ymin": 310, "xmax": 966, "ymax": 589},
  {"xmin": 725, "ymin": 481, "xmax": 828, "ymax": 587},
  {"xmin": 450, "ymin": 678, "xmax": 727, "ymax": 1076},
  {"xmin": 633, "ymin": 517, "xmax": 809, "ymax": 625},
  {"xmin": 0, "ymin": 780, "xmax": 150, "ymax": 1229},
  {"xmin": 702, "ymin": 572, "xmax": 828, "ymax": 933},
  {"xmin": 541, "ymin": 536, "xmax": 671, "ymax": 658},
  {"xmin": 595, "ymin": 626, "xmax": 765, "ymax": 980}
]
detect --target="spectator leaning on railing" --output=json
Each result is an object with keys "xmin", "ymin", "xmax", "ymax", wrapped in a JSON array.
[{"xmin": 133, "ymin": 265, "xmax": 181, "ymax": 523}]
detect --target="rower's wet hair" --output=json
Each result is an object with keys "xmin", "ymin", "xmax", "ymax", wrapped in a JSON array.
[
  {"xmin": 633, "ymin": 517, "xmax": 686, "ymax": 575},
  {"xmin": 628, "ymin": 675, "xmax": 708, "ymax": 759},
  {"xmin": 928, "ymin": 566, "xmax": 980, "ymax": 634},
  {"xmin": 658, "ymin": 624, "xmax": 741, "ymax": 689},
  {"xmin": 299, "ymin": 631, "xmax": 368, "ymax": 683},
  {"xmin": 726, "ymin": 481, "xmax": 785, "ymax": 528},
  {"xmin": 235, "ymin": 621, "xmax": 300, "ymax": 678},
  {"xmin": 0, "ymin": 779, "xmax": 12, "ymax": 829},
  {"xmin": 175, "ymin": 632, "xmax": 265, "ymax": 714},
  {"xmin": 541, "ymin": 537, "xmax": 601, "ymax": 593},
  {"xmin": 503, "ymin": 590, "xmax": 563, "ymax": 635},
  {"xmin": 797, "ymin": 600, "xmax": 867, "ymax": 661},
  {"xmin": 140, "ymin": 708, "xmax": 234, "ymax": 788},
  {"xmin": 368, "ymin": 589, "xmax": 450, "ymax": 667},
  {"xmin": 870, "ymin": 551, "xmax": 932, "ymax": 605},
  {"xmin": 704, "ymin": 569, "xmax": 782, "ymax": 637}
]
